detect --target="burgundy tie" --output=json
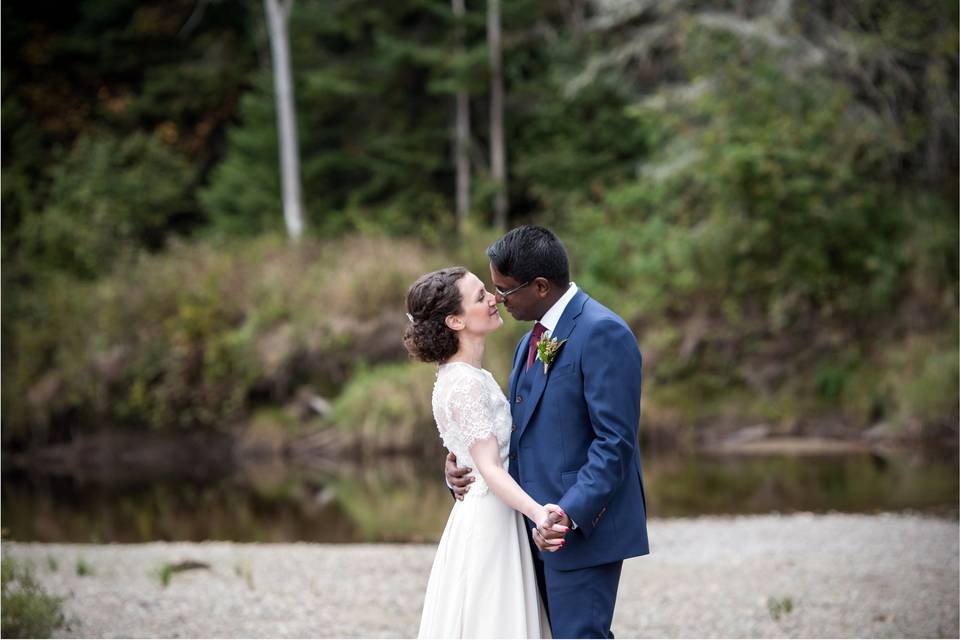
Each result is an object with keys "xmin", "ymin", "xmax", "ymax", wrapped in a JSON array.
[{"xmin": 525, "ymin": 322, "xmax": 547, "ymax": 371}]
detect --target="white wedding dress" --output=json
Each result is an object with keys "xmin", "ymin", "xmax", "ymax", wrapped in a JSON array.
[{"xmin": 418, "ymin": 362, "xmax": 552, "ymax": 639}]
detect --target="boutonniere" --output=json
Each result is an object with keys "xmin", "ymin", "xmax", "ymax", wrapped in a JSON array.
[{"xmin": 536, "ymin": 331, "xmax": 567, "ymax": 374}]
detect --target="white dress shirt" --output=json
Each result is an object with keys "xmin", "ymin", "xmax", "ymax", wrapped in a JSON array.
[{"xmin": 538, "ymin": 282, "xmax": 578, "ymax": 334}]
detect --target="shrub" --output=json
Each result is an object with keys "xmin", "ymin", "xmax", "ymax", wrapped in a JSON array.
[
  {"xmin": 1, "ymin": 556, "xmax": 66, "ymax": 638},
  {"xmin": 564, "ymin": 28, "xmax": 958, "ymax": 418},
  {"xmin": 22, "ymin": 132, "xmax": 197, "ymax": 279},
  {"xmin": 328, "ymin": 362, "xmax": 440, "ymax": 455},
  {"xmin": 3, "ymin": 233, "xmax": 454, "ymax": 445}
]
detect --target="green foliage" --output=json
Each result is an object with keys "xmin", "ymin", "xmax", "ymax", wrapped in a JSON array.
[
  {"xmin": 1, "ymin": 1, "xmax": 956, "ymax": 446},
  {"xmin": 562, "ymin": 10, "xmax": 958, "ymax": 420},
  {"xmin": 574, "ymin": 52, "xmax": 914, "ymax": 325},
  {"xmin": 879, "ymin": 334, "xmax": 960, "ymax": 428},
  {"xmin": 201, "ymin": 0, "xmax": 642, "ymax": 235},
  {"xmin": 510, "ymin": 71, "xmax": 649, "ymax": 216},
  {"xmin": 158, "ymin": 564, "xmax": 173, "ymax": 588},
  {"xmin": 198, "ymin": 73, "xmax": 282, "ymax": 236},
  {"xmin": 2, "ymin": 233, "xmax": 444, "ymax": 446},
  {"xmin": 767, "ymin": 597, "xmax": 794, "ymax": 621},
  {"xmin": 75, "ymin": 558, "xmax": 93, "ymax": 576},
  {"xmin": 1, "ymin": 556, "xmax": 66, "ymax": 638},
  {"xmin": 815, "ymin": 359, "xmax": 858, "ymax": 403},
  {"xmin": 2, "ymin": 0, "xmax": 257, "ymax": 277},
  {"xmin": 328, "ymin": 362, "xmax": 440, "ymax": 454},
  {"xmin": 22, "ymin": 132, "xmax": 197, "ymax": 278},
  {"xmin": 202, "ymin": 1, "xmax": 463, "ymax": 236},
  {"xmin": 154, "ymin": 561, "xmax": 210, "ymax": 588}
]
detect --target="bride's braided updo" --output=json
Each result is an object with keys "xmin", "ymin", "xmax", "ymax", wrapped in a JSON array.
[{"xmin": 403, "ymin": 266, "xmax": 468, "ymax": 363}]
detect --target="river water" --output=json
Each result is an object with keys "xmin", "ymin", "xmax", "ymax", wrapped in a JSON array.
[{"xmin": 2, "ymin": 447, "xmax": 956, "ymax": 543}]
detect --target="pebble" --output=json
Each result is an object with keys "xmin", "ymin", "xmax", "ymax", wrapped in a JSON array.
[{"xmin": 5, "ymin": 513, "xmax": 957, "ymax": 638}]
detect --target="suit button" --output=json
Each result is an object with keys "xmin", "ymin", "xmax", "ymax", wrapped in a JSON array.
[
  {"xmin": 516, "ymin": 395, "xmax": 523, "ymax": 404},
  {"xmin": 511, "ymin": 424, "xmax": 517, "ymax": 432},
  {"xmin": 510, "ymin": 453, "xmax": 517, "ymax": 461}
]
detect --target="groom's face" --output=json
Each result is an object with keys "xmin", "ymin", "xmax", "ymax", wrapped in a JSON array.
[{"xmin": 489, "ymin": 262, "xmax": 543, "ymax": 322}]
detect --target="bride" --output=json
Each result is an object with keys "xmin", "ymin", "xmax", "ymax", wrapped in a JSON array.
[{"xmin": 404, "ymin": 266, "xmax": 566, "ymax": 639}]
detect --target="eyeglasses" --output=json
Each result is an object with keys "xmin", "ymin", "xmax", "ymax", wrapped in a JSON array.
[{"xmin": 494, "ymin": 280, "xmax": 531, "ymax": 299}]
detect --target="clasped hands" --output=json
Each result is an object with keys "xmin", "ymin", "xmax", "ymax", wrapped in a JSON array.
[
  {"xmin": 445, "ymin": 452, "xmax": 571, "ymax": 553},
  {"xmin": 533, "ymin": 503, "xmax": 570, "ymax": 553}
]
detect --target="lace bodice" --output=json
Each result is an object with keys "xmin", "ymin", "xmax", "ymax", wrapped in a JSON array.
[{"xmin": 432, "ymin": 362, "xmax": 512, "ymax": 498}]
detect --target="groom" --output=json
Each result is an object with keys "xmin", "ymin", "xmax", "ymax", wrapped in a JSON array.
[{"xmin": 446, "ymin": 225, "xmax": 649, "ymax": 638}]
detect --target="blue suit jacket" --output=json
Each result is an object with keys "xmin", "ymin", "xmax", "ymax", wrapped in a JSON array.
[{"xmin": 508, "ymin": 289, "xmax": 649, "ymax": 571}]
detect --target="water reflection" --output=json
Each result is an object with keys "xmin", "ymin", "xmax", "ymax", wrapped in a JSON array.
[
  {"xmin": 648, "ymin": 449, "xmax": 958, "ymax": 517},
  {"xmin": 2, "ymin": 449, "xmax": 956, "ymax": 543}
]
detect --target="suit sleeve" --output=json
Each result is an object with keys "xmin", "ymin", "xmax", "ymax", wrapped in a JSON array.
[{"xmin": 558, "ymin": 317, "xmax": 642, "ymax": 539}]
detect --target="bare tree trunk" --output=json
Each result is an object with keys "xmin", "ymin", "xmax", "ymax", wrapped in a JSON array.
[
  {"xmin": 453, "ymin": 0, "xmax": 470, "ymax": 234},
  {"xmin": 264, "ymin": 0, "xmax": 305, "ymax": 242},
  {"xmin": 487, "ymin": 0, "xmax": 508, "ymax": 230}
]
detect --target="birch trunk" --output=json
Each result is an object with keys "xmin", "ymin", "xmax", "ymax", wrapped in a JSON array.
[
  {"xmin": 264, "ymin": 0, "xmax": 305, "ymax": 241},
  {"xmin": 453, "ymin": 0, "xmax": 470, "ymax": 233},
  {"xmin": 487, "ymin": 0, "xmax": 507, "ymax": 230}
]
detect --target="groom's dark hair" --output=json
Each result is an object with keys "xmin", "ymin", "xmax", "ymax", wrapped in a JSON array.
[{"xmin": 487, "ymin": 225, "xmax": 570, "ymax": 287}]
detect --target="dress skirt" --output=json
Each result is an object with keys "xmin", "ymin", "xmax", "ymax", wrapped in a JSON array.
[{"xmin": 418, "ymin": 490, "xmax": 552, "ymax": 639}]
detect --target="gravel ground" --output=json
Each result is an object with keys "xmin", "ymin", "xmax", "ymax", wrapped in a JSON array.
[{"xmin": 5, "ymin": 513, "xmax": 958, "ymax": 638}]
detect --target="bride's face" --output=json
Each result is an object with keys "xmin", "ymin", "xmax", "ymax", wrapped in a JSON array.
[{"xmin": 448, "ymin": 272, "xmax": 502, "ymax": 336}]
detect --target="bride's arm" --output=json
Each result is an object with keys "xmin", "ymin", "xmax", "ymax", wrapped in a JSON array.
[
  {"xmin": 445, "ymin": 373, "xmax": 565, "ymax": 543},
  {"xmin": 469, "ymin": 437, "xmax": 567, "ymax": 540}
]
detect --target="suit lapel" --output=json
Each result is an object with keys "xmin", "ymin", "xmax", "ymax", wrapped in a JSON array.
[
  {"xmin": 516, "ymin": 290, "xmax": 589, "ymax": 437},
  {"xmin": 509, "ymin": 330, "xmax": 531, "ymax": 403}
]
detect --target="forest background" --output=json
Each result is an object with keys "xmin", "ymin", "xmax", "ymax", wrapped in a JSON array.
[{"xmin": 3, "ymin": 0, "xmax": 958, "ymax": 460}]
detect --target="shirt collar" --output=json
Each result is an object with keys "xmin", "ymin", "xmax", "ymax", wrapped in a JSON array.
[{"xmin": 538, "ymin": 282, "xmax": 578, "ymax": 334}]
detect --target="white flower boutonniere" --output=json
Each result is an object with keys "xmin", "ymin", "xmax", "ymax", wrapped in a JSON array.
[{"xmin": 535, "ymin": 331, "xmax": 567, "ymax": 374}]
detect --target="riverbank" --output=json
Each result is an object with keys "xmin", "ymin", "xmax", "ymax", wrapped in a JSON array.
[
  {"xmin": 6, "ymin": 231, "xmax": 957, "ymax": 457},
  {"xmin": 5, "ymin": 513, "xmax": 957, "ymax": 638}
]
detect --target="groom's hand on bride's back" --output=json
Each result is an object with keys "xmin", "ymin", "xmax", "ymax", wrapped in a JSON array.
[{"xmin": 444, "ymin": 452, "xmax": 475, "ymax": 500}]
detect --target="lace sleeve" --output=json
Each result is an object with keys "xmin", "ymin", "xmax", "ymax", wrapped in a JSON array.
[{"xmin": 445, "ymin": 372, "xmax": 497, "ymax": 449}]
